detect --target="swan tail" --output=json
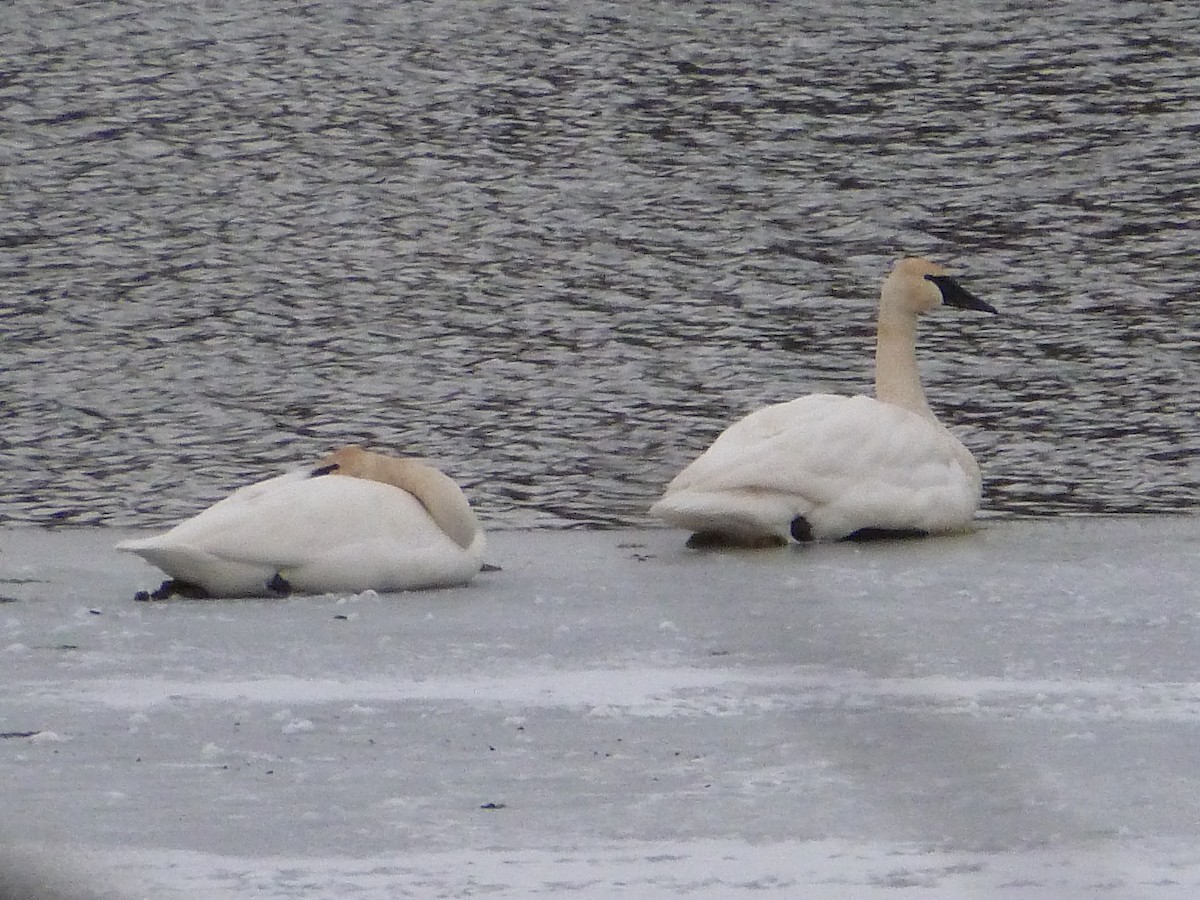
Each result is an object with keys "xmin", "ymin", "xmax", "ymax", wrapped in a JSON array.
[
  {"xmin": 117, "ymin": 537, "xmax": 279, "ymax": 597},
  {"xmin": 651, "ymin": 489, "xmax": 801, "ymax": 544}
]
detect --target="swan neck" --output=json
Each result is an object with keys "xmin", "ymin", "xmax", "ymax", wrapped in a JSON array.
[
  {"xmin": 391, "ymin": 461, "xmax": 481, "ymax": 550},
  {"xmin": 321, "ymin": 448, "xmax": 480, "ymax": 550},
  {"xmin": 874, "ymin": 308, "xmax": 934, "ymax": 419}
]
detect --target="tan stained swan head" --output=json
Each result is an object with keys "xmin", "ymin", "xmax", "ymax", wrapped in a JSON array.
[{"xmin": 881, "ymin": 257, "xmax": 997, "ymax": 319}]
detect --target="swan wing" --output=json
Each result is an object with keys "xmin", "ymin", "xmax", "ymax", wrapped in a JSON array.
[{"xmin": 656, "ymin": 394, "xmax": 980, "ymax": 539}]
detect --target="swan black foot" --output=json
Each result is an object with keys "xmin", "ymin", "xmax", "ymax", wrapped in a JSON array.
[
  {"xmin": 266, "ymin": 573, "xmax": 292, "ymax": 596},
  {"xmin": 842, "ymin": 527, "xmax": 929, "ymax": 542},
  {"xmin": 789, "ymin": 517, "xmax": 814, "ymax": 542},
  {"xmin": 134, "ymin": 579, "xmax": 210, "ymax": 601},
  {"xmin": 685, "ymin": 531, "xmax": 787, "ymax": 550}
]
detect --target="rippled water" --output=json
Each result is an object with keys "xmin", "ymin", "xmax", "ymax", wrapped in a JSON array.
[{"xmin": 3, "ymin": 0, "xmax": 1198, "ymax": 529}]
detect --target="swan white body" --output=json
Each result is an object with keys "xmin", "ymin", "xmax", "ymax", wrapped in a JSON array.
[
  {"xmin": 651, "ymin": 258, "xmax": 995, "ymax": 546},
  {"xmin": 118, "ymin": 450, "xmax": 486, "ymax": 596}
]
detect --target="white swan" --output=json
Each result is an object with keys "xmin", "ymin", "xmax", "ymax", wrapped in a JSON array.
[
  {"xmin": 117, "ymin": 446, "xmax": 487, "ymax": 597},
  {"xmin": 650, "ymin": 257, "xmax": 997, "ymax": 547}
]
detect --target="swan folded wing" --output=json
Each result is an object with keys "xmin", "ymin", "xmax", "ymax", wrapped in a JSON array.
[
  {"xmin": 127, "ymin": 472, "xmax": 350, "ymax": 568},
  {"xmin": 658, "ymin": 395, "xmax": 979, "ymax": 538},
  {"xmin": 664, "ymin": 395, "xmax": 871, "ymax": 501},
  {"xmin": 653, "ymin": 396, "xmax": 851, "ymax": 538}
]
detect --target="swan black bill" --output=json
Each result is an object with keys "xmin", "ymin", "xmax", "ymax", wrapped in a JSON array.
[{"xmin": 925, "ymin": 274, "xmax": 997, "ymax": 314}]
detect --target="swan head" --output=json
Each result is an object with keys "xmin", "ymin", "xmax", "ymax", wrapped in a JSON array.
[
  {"xmin": 883, "ymin": 257, "xmax": 996, "ymax": 317},
  {"xmin": 316, "ymin": 445, "xmax": 430, "ymax": 486},
  {"xmin": 318, "ymin": 444, "xmax": 372, "ymax": 476}
]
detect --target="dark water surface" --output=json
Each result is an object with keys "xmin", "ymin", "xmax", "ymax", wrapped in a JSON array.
[{"xmin": 3, "ymin": 0, "xmax": 1198, "ymax": 528}]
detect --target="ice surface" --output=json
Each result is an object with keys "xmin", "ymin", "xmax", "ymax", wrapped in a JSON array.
[{"xmin": 2, "ymin": 518, "xmax": 1200, "ymax": 897}]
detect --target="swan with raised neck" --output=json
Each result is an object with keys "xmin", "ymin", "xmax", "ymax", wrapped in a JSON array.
[
  {"xmin": 874, "ymin": 257, "xmax": 994, "ymax": 418},
  {"xmin": 650, "ymin": 257, "xmax": 996, "ymax": 547}
]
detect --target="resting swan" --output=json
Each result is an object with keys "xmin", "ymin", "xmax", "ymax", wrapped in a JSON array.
[
  {"xmin": 650, "ymin": 257, "xmax": 997, "ymax": 548},
  {"xmin": 117, "ymin": 446, "xmax": 487, "ymax": 597}
]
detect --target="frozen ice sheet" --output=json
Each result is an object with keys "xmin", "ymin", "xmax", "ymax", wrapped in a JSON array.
[{"xmin": 2, "ymin": 517, "xmax": 1199, "ymax": 897}]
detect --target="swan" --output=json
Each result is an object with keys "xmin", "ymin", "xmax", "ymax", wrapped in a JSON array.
[
  {"xmin": 117, "ymin": 445, "xmax": 487, "ymax": 597},
  {"xmin": 650, "ymin": 257, "xmax": 997, "ymax": 548}
]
